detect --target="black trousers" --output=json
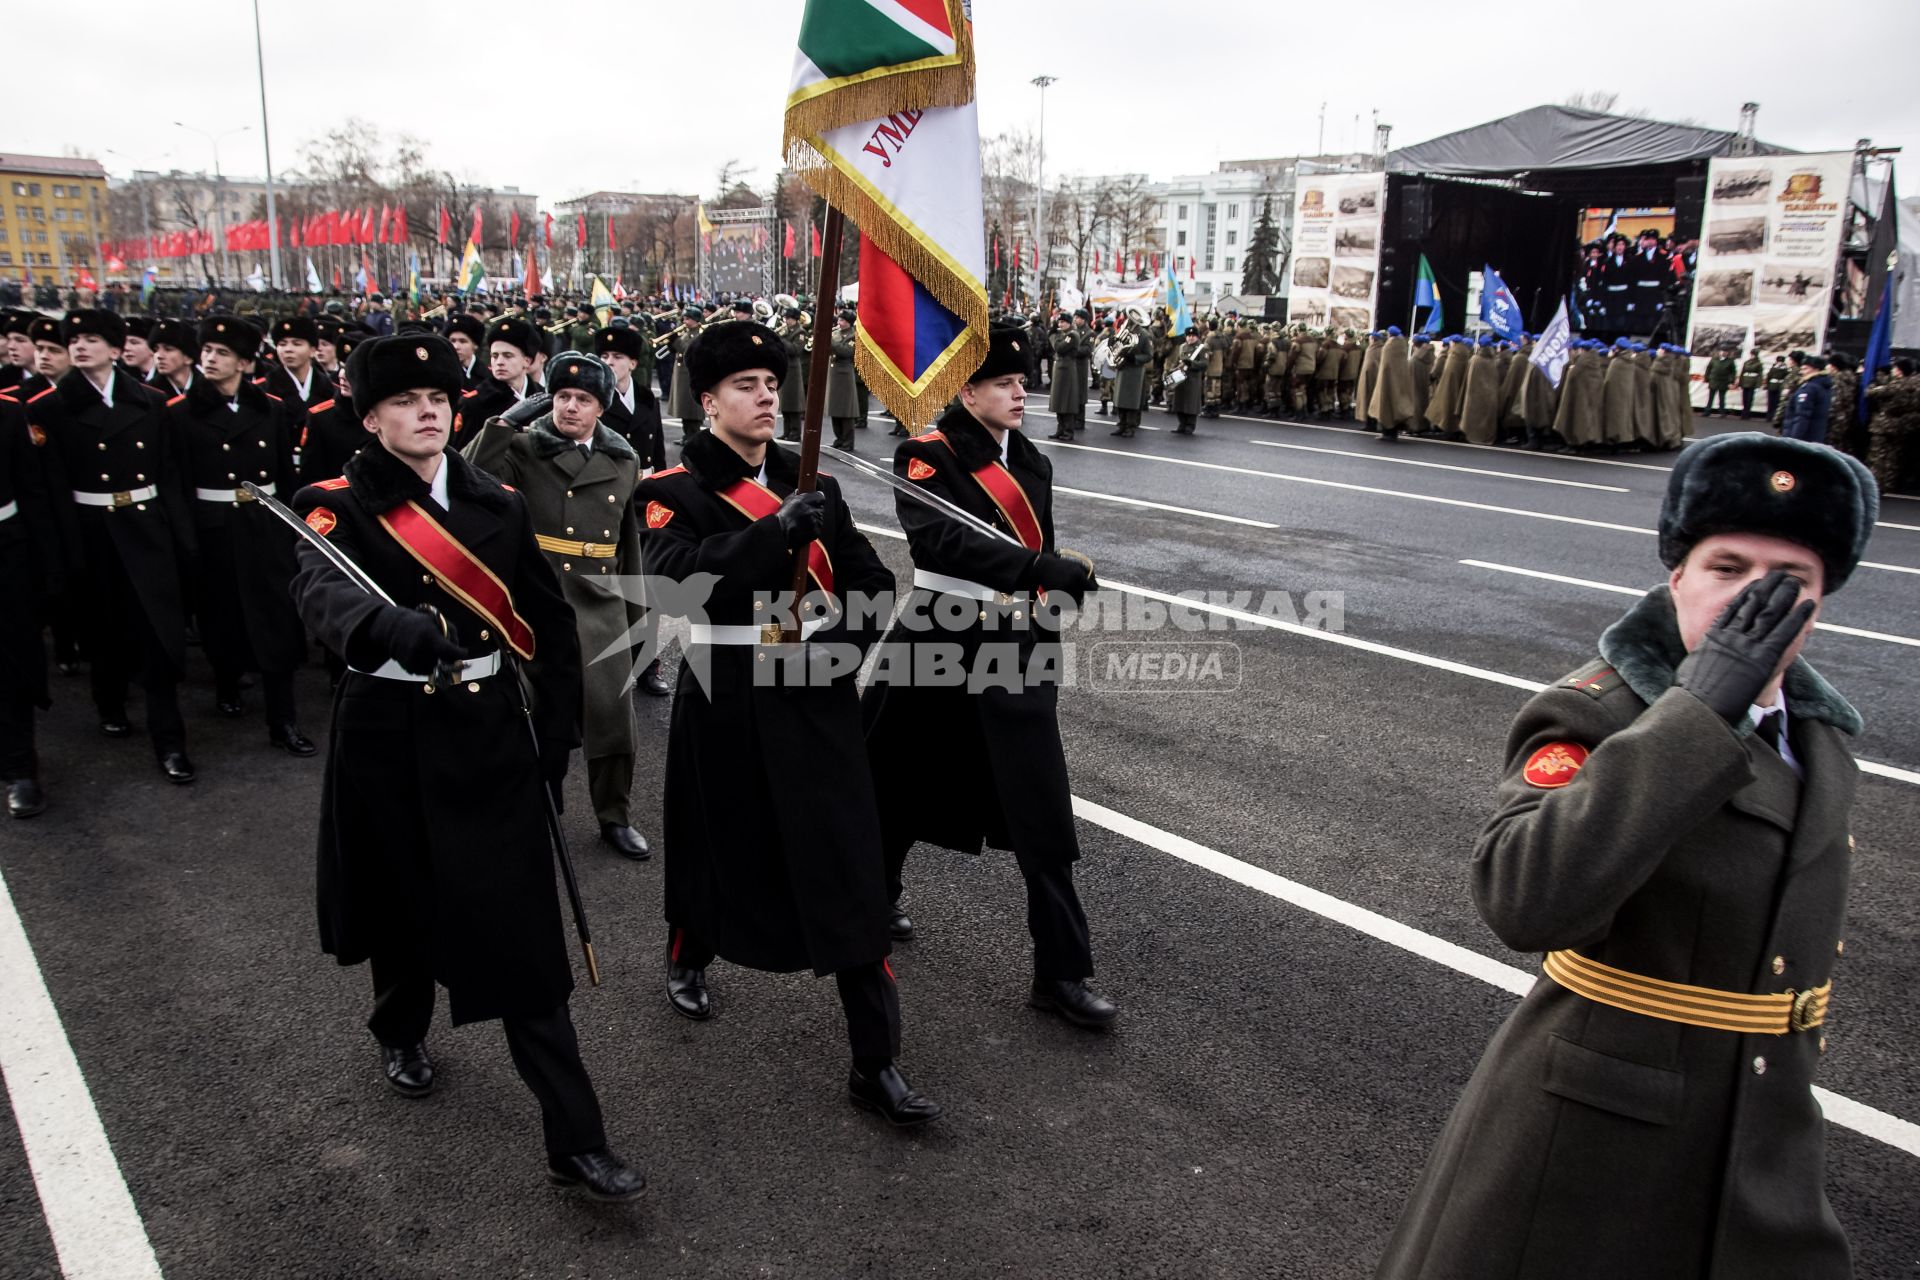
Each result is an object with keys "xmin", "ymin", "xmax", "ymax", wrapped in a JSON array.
[
  {"xmin": 0, "ymin": 688, "xmax": 34, "ymax": 780},
  {"xmin": 78, "ymin": 566, "xmax": 184, "ymax": 752},
  {"xmin": 367, "ymin": 952, "xmax": 607, "ymax": 1158},
  {"xmin": 1740, "ymin": 387, "xmax": 1757, "ymax": 417},
  {"xmin": 886, "ymin": 841, "xmax": 1094, "ymax": 981},
  {"xmin": 668, "ymin": 925, "xmax": 901, "ymax": 1063},
  {"xmin": 1707, "ymin": 387, "xmax": 1730, "ymax": 413}
]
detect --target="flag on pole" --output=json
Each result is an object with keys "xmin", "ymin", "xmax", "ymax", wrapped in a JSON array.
[
  {"xmin": 1479, "ymin": 264, "xmax": 1523, "ymax": 339},
  {"xmin": 524, "ymin": 245, "xmax": 541, "ymax": 301},
  {"xmin": 305, "ymin": 257, "xmax": 322, "ymax": 294},
  {"xmin": 1413, "ymin": 253, "xmax": 1443, "ymax": 335},
  {"xmin": 510, "ymin": 248, "xmax": 524, "ymax": 283},
  {"xmin": 361, "ymin": 251, "xmax": 376, "ymax": 296},
  {"xmin": 576, "ymin": 214, "xmax": 587, "ymax": 249},
  {"xmin": 437, "ymin": 205, "xmax": 450, "ymax": 247},
  {"xmin": 353, "ymin": 261, "xmax": 368, "ymax": 294},
  {"xmin": 606, "ymin": 214, "xmax": 617, "ymax": 254},
  {"xmin": 1861, "ymin": 285, "xmax": 1893, "ymax": 422},
  {"xmin": 245, "ymin": 264, "xmax": 266, "ymax": 293},
  {"xmin": 544, "ymin": 212, "xmax": 553, "ymax": 250},
  {"xmin": 140, "ymin": 265, "xmax": 158, "ymax": 304},
  {"xmin": 408, "ymin": 252, "xmax": 421, "ymax": 305},
  {"xmin": 509, "ymin": 208, "xmax": 521, "ymax": 248},
  {"xmin": 1160, "ymin": 260, "xmax": 1192, "ymax": 337},
  {"xmin": 612, "ymin": 277, "xmax": 627, "ymax": 301},
  {"xmin": 458, "ymin": 236, "xmax": 486, "ymax": 294},
  {"xmin": 1529, "ymin": 298, "xmax": 1573, "ymax": 387},
  {"xmin": 783, "ymin": 222, "xmax": 796, "ymax": 259},
  {"xmin": 589, "ymin": 275, "xmax": 615, "ymax": 328},
  {"xmin": 809, "ymin": 222, "xmax": 822, "ymax": 257}
]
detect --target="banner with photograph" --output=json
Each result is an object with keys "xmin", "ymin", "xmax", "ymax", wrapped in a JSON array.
[
  {"xmin": 1288, "ymin": 172, "xmax": 1385, "ymax": 332},
  {"xmin": 1685, "ymin": 152, "xmax": 1852, "ymax": 405}
]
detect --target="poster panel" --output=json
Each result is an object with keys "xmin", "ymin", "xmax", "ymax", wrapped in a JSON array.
[{"xmin": 1289, "ymin": 172, "xmax": 1385, "ymax": 332}]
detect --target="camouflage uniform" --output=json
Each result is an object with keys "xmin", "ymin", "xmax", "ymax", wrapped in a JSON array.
[{"xmin": 1864, "ymin": 375, "xmax": 1920, "ymax": 494}]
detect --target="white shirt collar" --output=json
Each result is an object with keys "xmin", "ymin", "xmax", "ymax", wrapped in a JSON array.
[
  {"xmin": 997, "ymin": 430, "xmax": 1010, "ymax": 464},
  {"xmin": 88, "ymin": 369, "xmax": 114, "ymax": 408},
  {"xmin": 617, "ymin": 381, "xmax": 635, "ymax": 414},
  {"xmin": 754, "ymin": 461, "xmax": 767, "ymax": 486},
  {"xmin": 292, "ymin": 366, "xmax": 313, "ymax": 400},
  {"xmin": 1748, "ymin": 695, "xmax": 1801, "ymax": 779},
  {"xmin": 427, "ymin": 455, "xmax": 451, "ymax": 510}
]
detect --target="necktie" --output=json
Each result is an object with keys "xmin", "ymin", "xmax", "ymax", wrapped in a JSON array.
[
  {"xmin": 1755, "ymin": 712, "xmax": 1784, "ymax": 755},
  {"xmin": 578, "ymin": 444, "xmax": 591, "ymax": 460}
]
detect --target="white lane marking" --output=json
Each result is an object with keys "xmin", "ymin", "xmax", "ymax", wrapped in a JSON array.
[
  {"xmin": 1054, "ymin": 485, "xmax": 1277, "ymax": 529},
  {"xmin": 1068, "ymin": 795, "xmax": 1920, "ymax": 1160},
  {"xmin": 1033, "ymin": 440, "xmax": 1655, "ymax": 534},
  {"xmin": 1862, "ymin": 560, "xmax": 1920, "ymax": 576},
  {"xmin": 1877, "ymin": 519, "xmax": 1920, "ymax": 533},
  {"xmin": 852, "ymin": 525, "xmax": 1920, "ymax": 786},
  {"xmin": 1460, "ymin": 560, "xmax": 1920, "ymax": 649},
  {"xmin": 1221, "ymin": 410, "xmax": 1676, "ymax": 471},
  {"xmin": 0, "ymin": 868, "xmax": 165, "ymax": 1280},
  {"xmin": 1250, "ymin": 438, "xmax": 1632, "ymax": 492}
]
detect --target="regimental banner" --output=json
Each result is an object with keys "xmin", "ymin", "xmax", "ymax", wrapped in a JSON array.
[
  {"xmin": 1287, "ymin": 172, "xmax": 1385, "ymax": 333},
  {"xmin": 1685, "ymin": 152, "xmax": 1853, "ymax": 405}
]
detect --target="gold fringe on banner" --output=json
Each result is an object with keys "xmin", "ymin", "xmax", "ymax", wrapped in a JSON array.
[
  {"xmin": 781, "ymin": 1, "xmax": 975, "ymax": 150},
  {"xmin": 854, "ymin": 320, "xmax": 987, "ymax": 434}
]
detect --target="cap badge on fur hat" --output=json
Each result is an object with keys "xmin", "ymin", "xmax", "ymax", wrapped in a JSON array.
[
  {"xmin": 416, "ymin": 347, "xmax": 428, "ymax": 360},
  {"xmin": 1770, "ymin": 470, "xmax": 1795, "ymax": 494}
]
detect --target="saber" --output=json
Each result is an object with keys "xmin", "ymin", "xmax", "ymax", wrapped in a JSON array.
[
  {"xmin": 817, "ymin": 444, "xmax": 1024, "ymax": 548},
  {"xmin": 246, "ymin": 480, "xmax": 601, "ymax": 986}
]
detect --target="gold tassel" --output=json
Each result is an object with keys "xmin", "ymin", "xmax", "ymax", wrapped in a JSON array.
[
  {"xmin": 781, "ymin": 62, "xmax": 972, "ymax": 157},
  {"xmin": 855, "ymin": 325, "xmax": 988, "ymax": 434}
]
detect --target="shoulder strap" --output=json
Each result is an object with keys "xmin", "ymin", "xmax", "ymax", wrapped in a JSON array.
[
  {"xmin": 375, "ymin": 499, "xmax": 536, "ymax": 659},
  {"xmin": 715, "ymin": 477, "xmax": 835, "ymax": 596}
]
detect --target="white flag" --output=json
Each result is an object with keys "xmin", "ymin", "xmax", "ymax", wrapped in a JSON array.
[
  {"xmin": 1529, "ymin": 299, "xmax": 1573, "ymax": 388},
  {"xmin": 245, "ymin": 264, "xmax": 267, "ymax": 293},
  {"xmin": 305, "ymin": 257, "xmax": 323, "ymax": 294}
]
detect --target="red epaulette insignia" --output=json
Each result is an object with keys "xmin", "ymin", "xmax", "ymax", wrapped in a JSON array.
[
  {"xmin": 308, "ymin": 398, "xmax": 334, "ymax": 414},
  {"xmin": 27, "ymin": 423, "xmax": 46, "ymax": 447},
  {"xmin": 251, "ymin": 376, "xmax": 267, "ymax": 385},
  {"xmin": 500, "ymin": 483, "xmax": 515, "ymax": 492},
  {"xmin": 907, "ymin": 458, "xmax": 937, "ymax": 481},
  {"xmin": 314, "ymin": 476, "xmax": 351, "ymax": 491},
  {"xmin": 645, "ymin": 500, "xmax": 675, "ymax": 529},
  {"xmin": 1522, "ymin": 742, "xmax": 1589, "ymax": 789},
  {"xmin": 917, "ymin": 431, "xmax": 946, "ymax": 445},
  {"xmin": 263, "ymin": 391, "xmax": 282, "ymax": 402},
  {"xmin": 305, "ymin": 507, "xmax": 337, "ymax": 536},
  {"xmin": 649, "ymin": 465, "xmax": 687, "ymax": 478},
  {"xmin": 461, "ymin": 388, "xmax": 478, "ymax": 399},
  {"xmin": 27, "ymin": 386, "xmax": 55, "ymax": 403},
  {"xmin": 166, "ymin": 393, "xmax": 187, "ymax": 406}
]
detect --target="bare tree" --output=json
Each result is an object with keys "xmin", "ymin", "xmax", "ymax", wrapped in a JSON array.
[{"xmin": 1562, "ymin": 90, "xmax": 1621, "ymax": 113}]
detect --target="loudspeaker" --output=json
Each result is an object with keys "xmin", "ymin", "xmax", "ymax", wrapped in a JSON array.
[
  {"xmin": 1396, "ymin": 184, "xmax": 1433, "ymax": 240},
  {"xmin": 1673, "ymin": 175, "xmax": 1706, "ymax": 240}
]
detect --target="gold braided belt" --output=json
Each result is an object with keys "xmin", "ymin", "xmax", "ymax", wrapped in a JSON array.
[
  {"xmin": 535, "ymin": 534, "xmax": 618, "ymax": 559},
  {"xmin": 1544, "ymin": 949, "xmax": 1830, "ymax": 1035}
]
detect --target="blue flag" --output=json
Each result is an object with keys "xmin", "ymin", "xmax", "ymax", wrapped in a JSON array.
[
  {"xmin": 1480, "ymin": 264, "xmax": 1523, "ymax": 339},
  {"xmin": 1413, "ymin": 254, "xmax": 1443, "ymax": 335},
  {"xmin": 1860, "ymin": 286, "xmax": 1893, "ymax": 424}
]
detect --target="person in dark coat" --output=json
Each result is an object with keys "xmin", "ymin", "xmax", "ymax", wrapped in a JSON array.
[
  {"xmin": 1167, "ymin": 327, "xmax": 1209, "ymax": 433},
  {"xmin": 634, "ymin": 320, "xmax": 939, "ymax": 1127},
  {"xmin": 26, "ymin": 309, "xmax": 196, "ymax": 782},
  {"xmin": 1780, "ymin": 355, "xmax": 1833, "ymax": 443},
  {"xmin": 591, "ymin": 325, "xmax": 667, "ymax": 474},
  {"xmin": 0, "ymin": 393, "xmax": 59, "ymax": 816},
  {"xmin": 1045, "ymin": 310, "xmax": 1092, "ymax": 441},
  {"xmin": 825, "ymin": 310, "xmax": 860, "ymax": 450},
  {"xmin": 444, "ymin": 312, "xmax": 486, "ymax": 388},
  {"xmin": 455, "ymin": 316, "xmax": 545, "ymax": 446},
  {"xmin": 862, "ymin": 323, "xmax": 1116, "ymax": 1031},
  {"xmin": 167, "ymin": 315, "xmax": 314, "ymax": 753},
  {"xmin": 775, "ymin": 307, "xmax": 811, "ymax": 441},
  {"xmin": 664, "ymin": 307, "xmax": 705, "ymax": 444},
  {"xmin": 288, "ymin": 333, "xmax": 643, "ymax": 1202},
  {"xmin": 264, "ymin": 316, "xmax": 338, "ymax": 411},
  {"xmin": 1377, "ymin": 432, "xmax": 1878, "ymax": 1280}
]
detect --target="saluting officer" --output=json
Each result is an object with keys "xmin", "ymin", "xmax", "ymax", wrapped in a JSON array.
[
  {"xmin": 1378, "ymin": 433, "xmax": 1878, "ymax": 1280},
  {"xmin": 165, "ymin": 315, "xmax": 314, "ymax": 752},
  {"xmin": 289, "ymin": 334, "xmax": 644, "ymax": 1201},
  {"xmin": 635, "ymin": 321, "xmax": 940, "ymax": 1126},
  {"xmin": 862, "ymin": 323, "xmax": 1116, "ymax": 1030},
  {"xmin": 27, "ymin": 309, "xmax": 196, "ymax": 782},
  {"xmin": 463, "ymin": 352, "xmax": 655, "ymax": 858}
]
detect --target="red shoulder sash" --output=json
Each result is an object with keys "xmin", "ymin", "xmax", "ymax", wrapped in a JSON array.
[
  {"xmin": 927, "ymin": 437, "xmax": 1043, "ymax": 551},
  {"xmin": 375, "ymin": 499, "xmax": 536, "ymax": 659},
  {"xmin": 715, "ymin": 477, "xmax": 835, "ymax": 596}
]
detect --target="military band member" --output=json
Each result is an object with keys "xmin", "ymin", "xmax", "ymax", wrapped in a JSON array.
[
  {"xmin": 458, "ymin": 316, "xmax": 545, "ymax": 444},
  {"xmin": 266, "ymin": 316, "xmax": 337, "ymax": 411},
  {"xmin": 826, "ymin": 309, "xmax": 860, "ymax": 450},
  {"xmin": 1168, "ymin": 327, "xmax": 1209, "ymax": 434},
  {"xmin": 289, "ymin": 334, "xmax": 644, "ymax": 1201},
  {"xmin": 1045, "ymin": 310, "xmax": 1092, "ymax": 441},
  {"xmin": 1, "ymin": 393, "xmax": 58, "ymax": 816},
  {"xmin": 445, "ymin": 313, "xmax": 487, "ymax": 387},
  {"xmin": 1378, "ymin": 432, "xmax": 1877, "ymax": 1280},
  {"xmin": 1109, "ymin": 307, "xmax": 1150, "ymax": 438},
  {"xmin": 776, "ymin": 306, "xmax": 810, "ymax": 442},
  {"xmin": 635, "ymin": 321, "xmax": 939, "ymax": 1126},
  {"xmin": 28, "ymin": 310, "xmax": 195, "ymax": 782},
  {"xmin": 167, "ymin": 315, "xmax": 314, "ymax": 753},
  {"xmin": 665, "ymin": 306, "xmax": 705, "ymax": 446},
  {"xmin": 463, "ymin": 352, "xmax": 654, "ymax": 858},
  {"xmin": 862, "ymin": 323, "xmax": 1116, "ymax": 1030}
]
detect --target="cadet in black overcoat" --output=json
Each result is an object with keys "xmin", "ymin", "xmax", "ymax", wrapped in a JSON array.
[
  {"xmin": 0, "ymin": 393, "xmax": 59, "ymax": 816},
  {"xmin": 861, "ymin": 324, "xmax": 1117, "ymax": 1029},
  {"xmin": 168, "ymin": 315, "xmax": 313, "ymax": 751},
  {"xmin": 288, "ymin": 333, "xmax": 644, "ymax": 1201},
  {"xmin": 27, "ymin": 309, "xmax": 196, "ymax": 781},
  {"xmin": 591, "ymin": 325, "xmax": 668, "ymax": 472},
  {"xmin": 635, "ymin": 321, "xmax": 940, "ymax": 1126}
]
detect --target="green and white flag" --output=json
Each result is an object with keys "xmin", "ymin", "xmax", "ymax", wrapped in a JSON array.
[
  {"xmin": 786, "ymin": 0, "xmax": 974, "ymax": 145},
  {"xmin": 458, "ymin": 238, "xmax": 486, "ymax": 294}
]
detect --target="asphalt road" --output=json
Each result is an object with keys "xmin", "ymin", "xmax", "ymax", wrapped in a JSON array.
[{"xmin": 3, "ymin": 403, "xmax": 1917, "ymax": 1279}]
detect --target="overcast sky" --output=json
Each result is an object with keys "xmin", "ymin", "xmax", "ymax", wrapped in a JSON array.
[{"xmin": 13, "ymin": 0, "xmax": 1914, "ymax": 202}]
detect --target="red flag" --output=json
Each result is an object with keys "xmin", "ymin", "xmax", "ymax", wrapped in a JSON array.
[
  {"xmin": 332, "ymin": 265, "xmax": 342, "ymax": 289},
  {"xmin": 1033, "ymin": 242, "xmax": 1039, "ymax": 271},
  {"xmin": 378, "ymin": 203, "xmax": 391, "ymax": 244},
  {"xmin": 525, "ymin": 246, "xmax": 542, "ymax": 301},
  {"xmin": 576, "ymin": 214, "xmax": 586, "ymax": 249},
  {"xmin": 606, "ymin": 213, "xmax": 616, "ymax": 253},
  {"xmin": 543, "ymin": 212, "xmax": 553, "ymax": 250},
  {"xmin": 810, "ymin": 223, "xmax": 821, "ymax": 256},
  {"xmin": 782, "ymin": 222, "xmax": 795, "ymax": 259},
  {"xmin": 1152, "ymin": 253, "xmax": 1160, "ymax": 272},
  {"xmin": 1114, "ymin": 248, "xmax": 1122, "ymax": 274},
  {"xmin": 470, "ymin": 206, "xmax": 483, "ymax": 245},
  {"xmin": 362, "ymin": 251, "xmax": 375, "ymax": 296},
  {"xmin": 1188, "ymin": 256, "xmax": 1194, "ymax": 280},
  {"xmin": 991, "ymin": 236, "xmax": 1000, "ymax": 270},
  {"xmin": 437, "ymin": 205, "xmax": 450, "ymax": 246},
  {"xmin": 395, "ymin": 205, "xmax": 409, "ymax": 242},
  {"xmin": 362, "ymin": 207, "xmax": 377, "ymax": 245},
  {"xmin": 509, "ymin": 208, "xmax": 521, "ymax": 248},
  {"xmin": 1012, "ymin": 239, "xmax": 1021, "ymax": 272}
]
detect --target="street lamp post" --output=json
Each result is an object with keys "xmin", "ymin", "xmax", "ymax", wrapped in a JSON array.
[
  {"xmin": 174, "ymin": 121, "xmax": 249, "ymax": 287},
  {"xmin": 1031, "ymin": 74, "xmax": 1056, "ymax": 304},
  {"xmin": 253, "ymin": 0, "xmax": 283, "ymax": 291}
]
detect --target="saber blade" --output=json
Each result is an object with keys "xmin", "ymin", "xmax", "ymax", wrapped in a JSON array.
[
  {"xmin": 242, "ymin": 481, "xmax": 396, "ymax": 604},
  {"xmin": 817, "ymin": 443, "xmax": 1024, "ymax": 548}
]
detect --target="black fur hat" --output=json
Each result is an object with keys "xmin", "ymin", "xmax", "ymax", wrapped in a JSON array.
[
  {"xmin": 148, "ymin": 319, "xmax": 197, "ymax": 354},
  {"xmin": 445, "ymin": 313, "xmax": 486, "ymax": 344},
  {"xmin": 64, "ymin": 308, "xmax": 127, "ymax": 349},
  {"xmin": 546, "ymin": 350, "xmax": 614, "ymax": 408},
  {"xmin": 1659, "ymin": 432, "xmax": 1878, "ymax": 592},
  {"xmin": 197, "ymin": 315, "xmax": 263, "ymax": 360},
  {"xmin": 272, "ymin": 316, "xmax": 319, "ymax": 346},
  {"xmin": 346, "ymin": 334, "xmax": 466, "ymax": 419},
  {"xmin": 967, "ymin": 322, "xmax": 1031, "ymax": 383},
  {"xmin": 593, "ymin": 325, "xmax": 646, "ymax": 362},
  {"xmin": 685, "ymin": 320, "xmax": 788, "ymax": 396},
  {"xmin": 27, "ymin": 317, "xmax": 61, "ymax": 346},
  {"xmin": 484, "ymin": 316, "xmax": 540, "ymax": 360}
]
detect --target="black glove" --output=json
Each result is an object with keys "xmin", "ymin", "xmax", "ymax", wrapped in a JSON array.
[
  {"xmin": 501, "ymin": 392, "xmax": 552, "ymax": 429},
  {"xmin": 775, "ymin": 489, "xmax": 828, "ymax": 548},
  {"xmin": 1032, "ymin": 552, "xmax": 1094, "ymax": 606},
  {"xmin": 1673, "ymin": 568, "xmax": 1816, "ymax": 723},
  {"xmin": 366, "ymin": 606, "xmax": 465, "ymax": 676}
]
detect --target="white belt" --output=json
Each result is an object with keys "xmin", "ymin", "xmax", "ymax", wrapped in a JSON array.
[
  {"xmin": 72, "ymin": 485, "xmax": 159, "ymax": 508},
  {"xmin": 196, "ymin": 481, "xmax": 274, "ymax": 504},
  {"xmin": 0, "ymin": 500, "xmax": 15, "ymax": 522},
  {"xmin": 689, "ymin": 619, "xmax": 827, "ymax": 645},
  {"xmin": 912, "ymin": 568, "xmax": 1026, "ymax": 604},
  {"xmin": 350, "ymin": 651, "xmax": 503, "ymax": 683}
]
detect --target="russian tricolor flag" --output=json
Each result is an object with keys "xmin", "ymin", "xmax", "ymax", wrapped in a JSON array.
[{"xmin": 857, "ymin": 233, "xmax": 973, "ymax": 397}]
